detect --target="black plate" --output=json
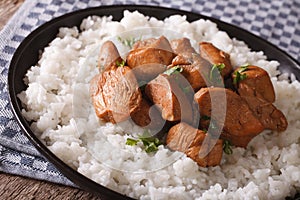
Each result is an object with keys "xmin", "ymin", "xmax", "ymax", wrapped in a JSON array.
[{"xmin": 8, "ymin": 5, "xmax": 300, "ymax": 200}]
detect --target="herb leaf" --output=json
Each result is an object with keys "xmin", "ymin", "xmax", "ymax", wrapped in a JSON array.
[
  {"xmin": 163, "ymin": 66, "xmax": 183, "ymax": 76},
  {"xmin": 240, "ymin": 63, "xmax": 250, "ymax": 71},
  {"xmin": 201, "ymin": 116, "xmax": 221, "ymax": 138},
  {"xmin": 117, "ymin": 36, "xmax": 140, "ymax": 48},
  {"xmin": 126, "ymin": 138, "xmax": 139, "ymax": 146},
  {"xmin": 139, "ymin": 137, "xmax": 161, "ymax": 153},
  {"xmin": 210, "ymin": 63, "xmax": 225, "ymax": 80},
  {"xmin": 233, "ymin": 64, "xmax": 249, "ymax": 84},
  {"xmin": 201, "ymin": 115, "xmax": 211, "ymax": 121},
  {"xmin": 145, "ymin": 142, "xmax": 159, "ymax": 153},
  {"xmin": 182, "ymin": 86, "xmax": 191, "ymax": 94},
  {"xmin": 208, "ymin": 63, "xmax": 225, "ymax": 86},
  {"xmin": 233, "ymin": 71, "xmax": 247, "ymax": 84},
  {"xmin": 116, "ymin": 59, "xmax": 126, "ymax": 67},
  {"xmin": 223, "ymin": 140, "xmax": 233, "ymax": 155},
  {"xmin": 125, "ymin": 133, "xmax": 161, "ymax": 153}
]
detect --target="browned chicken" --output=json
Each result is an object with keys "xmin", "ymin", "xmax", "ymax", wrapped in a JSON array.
[
  {"xmin": 233, "ymin": 65, "xmax": 275, "ymax": 102},
  {"xmin": 126, "ymin": 36, "xmax": 175, "ymax": 81},
  {"xmin": 171, "ymin": 54, "xmax": 215, "ymax": 90},
  {"xmin": 232, "ymin": 65, "xmax": 288, "ymax": 131},
  {"xmin": 91, "ymin": 36, "xmax": 288, "ymax": 167},
  {"xmin": 194, "ymin": 87, "xmax": 264, "ymax": 147},
  {"xmin": 132, "ymin": 38, "xmax": 156, "ymax": 49},
  {"xmin": 98, "ymin": 41, "xmax": 123, "ymax": 71},
  {"xmin": 130, "ymin": 98, "xmax": 165, "ymax": 129},
  {"xmin": 145, "ymin": 73, "xmax": 193, "ymax": 123},
  {"xmin": 169, "ymin": 38, "xmax": 213, "ymax": 90},
  {"xmin": 90, "ymin": 66, "xmax": 142, "ymax": 124},
  {"xmin": 166, "ymin": 122, "xmax": 223, "ymax": 167},
  {"xmin": 170, "ymin": 38, "xmax": 197, "ymax": 57},
  {"xmin": 199, "ymin": 42, "xmax": 233, "ymax": 78}
]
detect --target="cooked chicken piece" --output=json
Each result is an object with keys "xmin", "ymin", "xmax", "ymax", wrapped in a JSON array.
[
  {"xmin": 169, "ymin": 38, "xmax": 214, "ymax": 90},
  {"xmin": 194, "ymin": 87, "xmax": 264, "ymax": 147},
  {"xmin": 248, "ymin": 99, "xmax": 288, "ymax": 132},
  {"xmin": 90, "ymin": 66, "xmax": 142, "ymax": 124},
  {"xmin": 166, "ymin": 122, "xmax": 223, "ymax": 167},
  {"xmin": 145, "ymin": 73, "xmax": 193, "ymax": 123},
  {"xmin": 126, "ymin": 36, "xmax": 175, "ymax": 81},
  {"xmin": 98, "ymin": 41, "xmax": 123, "ymax": 71},
  {"xmin": 130, "ymin": 98, "xmax": 165, "ymax": 129},
  {"xmin": 132, "ymin": 38, "xmax": 156, "ymax": 49},
  {"xmin": 170, "ymin": 53, "xmax": 214, "ymax": 90},
  {"xmin": 233, "ymin": 65, "xmax": 275, "ymax": 102},
  {"xmin": 170, "ymin": 38, "xmax": 197, "ymax": 57},
  {"xmin": 232, "ymin": 65, "xmax": 275, "ymax": 103},
  {"xmin": 199, "ymin": 42, "xmax": 233, "ymax": 78},
  {"xmin": 232, "ymin": 65, "xmax": 288, "ymax": 131}
]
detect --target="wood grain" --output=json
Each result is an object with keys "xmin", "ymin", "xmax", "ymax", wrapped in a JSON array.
[
  {"xmin": 0, "ymin": 0, "xmax": 101, "ymax": 199},
  {"xmin": 0, "ymin": 0, "xmax": 24, "ymax": 30},
  {"xmin": 0, "ymin": 172, "xmax": 100, "ymax": 200}
]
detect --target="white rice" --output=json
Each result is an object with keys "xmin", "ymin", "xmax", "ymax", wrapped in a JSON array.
[{"xmin": 18, "ymin": 11, "xmax": 300, "ymax": 199}]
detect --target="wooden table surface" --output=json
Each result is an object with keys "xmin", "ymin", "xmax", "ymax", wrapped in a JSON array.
[{"xmin": 0, "ymin": 0, "xmax": 100, "ymax": 199}]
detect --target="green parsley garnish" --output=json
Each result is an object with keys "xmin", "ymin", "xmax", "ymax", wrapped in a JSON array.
[
  {"xmin": 223, "ymin": 140, "xmax": 233, "ymax": 155},
  {"xmin": 139, "ymin": 137, "xmax": 161, "ymax": 153},
  {"xmin": 202, "ymin": 128, "xmax": 208, "ymax": 133},
  {"xmin": 116, "ymin": 59, "xmax": 125, "ymax": 67},
  {"xmin": 163, "ymin": 66, "xmax": 183, "ymax": 76},
  {"xmin": 210, "ymin": 63, "xmax": 225, "ymax": 80},
  {"xmin": 233, "ymin": 72, "xmax": 247, "ymax": 84},
  {"xmin": 117, "ymin": 36, "xmax": 140, "ymax": 48},
  {"xmin": 125, "ymin": 132, "xmax": 162, "ymax": 153},
  {"xmin": 240, "ymin": 63, "xmax": 250, "ymax": 70},
  {"xmin": 182, "ymin": 86, "xmax": 191, "ymax": 94},
  {"xmin": 201, "ymin": 115, "xmax": 211, "ymax": 121},
  {"xmin": 233, "ymin": 65, "xmax": 249, "ymax": 84},
  {"xmin": 200, "ymin": 115, "xmax": 220, "ymax": 137},
  {"xmin": 207, "ymin": 63, "xmax": 225, "ymax": 86},
  {"xmin": 126, "ymin": 138, "xmax": 139, "ymax": 146}
]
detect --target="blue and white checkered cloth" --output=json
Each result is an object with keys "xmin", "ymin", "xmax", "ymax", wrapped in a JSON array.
[{"xmin": 0, "ymin": 0, "xmax": 299, "ymax": 186}]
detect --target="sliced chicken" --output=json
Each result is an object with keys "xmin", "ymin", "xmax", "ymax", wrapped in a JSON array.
[
  {"xmin": 232, "ymin": 65, "xmax": 288, "ymax": 131},
  {"xmin": 170, "ymin": 38, "xmax": 197, "ymax": 57},
  {"xmin": 130, "ymin": 98, "xmax": 165, "ymax": 129},
  {"xmin": 145, "ymin": 73, "xmax": 193, "ymax": 123},
  {"xmin": 132, "ymin": 38, "xmax": 156, "ymax": 49},
  {"xmin": 90, "ymin": 66, "xmax": 142, "ymax": 124},
  {"xmin": 170, "ymin": 38, "xmax": 225, "ymax": 90},
  {"xmin": 98, "ymin": 41, "xmax": 123, "ymax": 71},
  {"xmin": 194, "ymin": 87, "xmax": 264, "ymax": 147},
  {"xmin": 199, "ymin": 42, "xmax": 233, "ymax": 78},
  {"xmin": 126, "ymin": 36, "xmax": 175, "ymax": 81},
  {"xmin": 170, "ymin": 53, "xmax": 214, "ymax": 90},
  {"xmin": 166, "ymin": 122, "xmax": 223, "ymax": 167},
  {"xmin": 249, "ymin": 101, "xmax": 288, "ymax": 132},
  {"xmin": 89, "ymin": 35, "xmax": 290, "ymax": 168},
  {"xmin": 233, "ymin": 65, "xmax": 275, "ymax": 102}
]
